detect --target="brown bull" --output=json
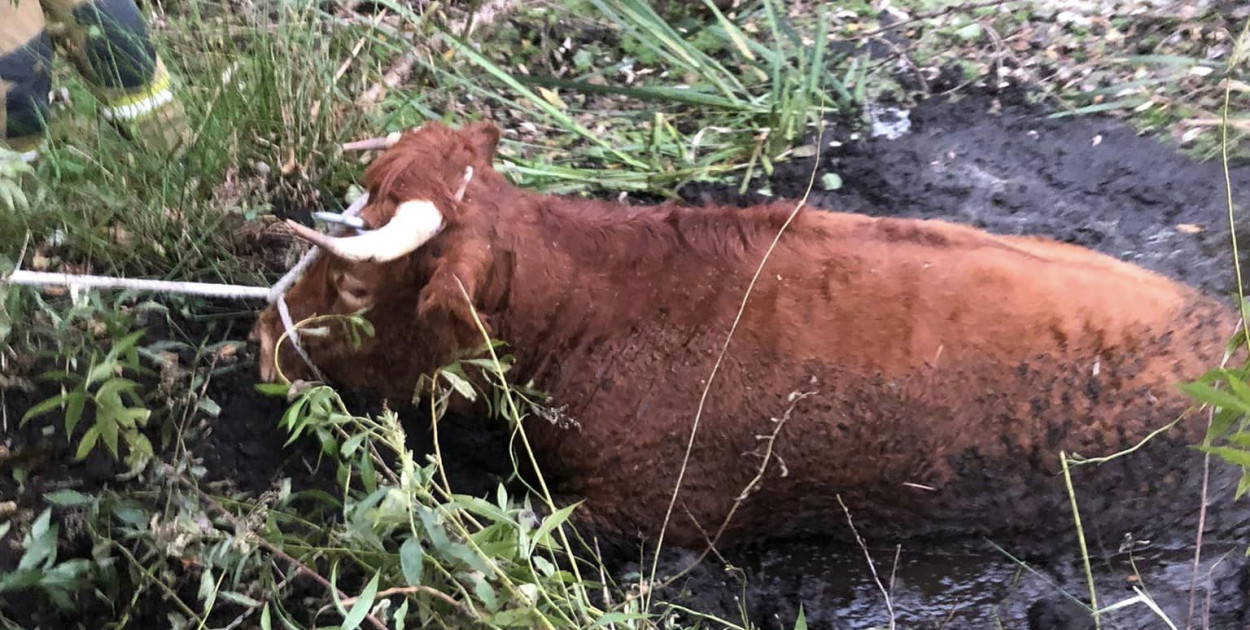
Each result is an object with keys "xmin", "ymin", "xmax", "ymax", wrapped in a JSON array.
[{"xmin": 254, "ymin": 120, "xmax": 1244, "ymax": 551}]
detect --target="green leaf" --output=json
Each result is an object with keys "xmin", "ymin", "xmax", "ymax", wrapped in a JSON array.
[
  {"xmin": 85, "ymin": 359, "xmax": 118, "ymax": 388},
  {"xmin": 341, "ymin": 433, "xmax": 367, "ymax": 459},
  {"xmin": 359, "ymin": 449, "xmax": 377, "ymax": 493},
  {"xmin": 111, "ymin": 503, "xmax": 149, "ymax": 529},
  {"xmin": 43, "ymin": 489, "xmax": 93, "ymax": 507},
  {"xmin": 487, "ymin": 608, "xmax": 542, "ymax": 627},
  {"xmin": 281, "ymin": 397, "xmax": 310, "ymax": 445},
  {"xmin": 20, "ymin": 393, "xmax": 72, "ymax": 426},
  {"xmin": 572, "ymin": 48, "xmax": 593, "ymax": 69},
  {"xmin": 528, "ymin": 502, "xmax": 581, "ymax": 555},
  {"xmin": 1221, "ymin": 370, "xmax": 1250, "ymax": 403},
  {"xmin": 400, "ymin": 537, "xmax": 424, "ymax": 586},
  {"xmin": 260, "ymin": 603, "xmax": 272, "ymax": 630},
  {"xmin": 108, "ymin": 329, "xmax": 147, "ymax": 359},
  {"xmin": 793, "ymin": 604, "xmax": 808, "ymax": 630},
  {"xmin": 63, "ymin": 390, "xmax": 87, "ymax": 437},
  {"xmin": 1207, "ymin": 406, "xmax": 1243, "ymax": 443},
  {"xmin": 341, "ymin": 571, "xmax": 380, "ymax": 630},
  {"xmin": 1196, "ymin": 445, "xmax": 1250, "ymax": 469},
  {"xmin": 219, "ymin": 591, "xmax": 263, "ymax": 607},
  {"xmin": 330, "ymin": 562, "xmax": 349, "ymax": 617},
  {"xmin": 1179, "ymin": 382, "xmax": 1250, "ymax": 414},
  {"xmin": 18, "ymin": 509, "xmax": 56, "ymax": 571},
  {"xmin": 1238, "ymin": 469, "xmax": 1250, "ymax": 500},
  {"xmin": 75, "ymin": 425, "xmax": 102, "ymax": 461},
  {"xmin": 531, "ymin": 555, "xmax": 556, "ymax": 577},
  {"xmin": 954, "ymin": 23, "xmax": 983, "ymax": 41},
  {"xmin": 588, "ymin": 612, "xmax": 648, "ymax": 629},
  {"xmin": 393, "ymin": 599, "xmax": 409, "ymax": 630},
  {"xmin": 440, "ymin": 369, "xmax": 478, "ymax": 402},
  {"xmin": 95, "ymin": 377, "xmax": 142, "ymax": 402},
  {"xmin": 254, "ymin": 383, "xmax": 290, "ymax": 397},
  {"xmin": 820, "ymin": 172, "xmax": 842, "ymax": 191},
  {"xmin": 314, "ymin": 427, "xmax": 339, "ymax": 459},
  {"xmin": 417, "ymin": 506, "xmax": 493, "ymax": 574},
  {"xmin": 0, "ymin": 568, "xmax": 43, "ymax": 592},
  {"xmin": 473, "ymin": 576, "xmax": 499, "ymax": 612},
  {"xmin": 99, "ymin": 415, "xmax": 121, "ymax": 458},
  {"xmin": 453, "ymin": 494, "xmax": 514, "ymax": 524},
  {"xmin": 197, "ymin": 397, "xmax": 222, "ymax": 418}
]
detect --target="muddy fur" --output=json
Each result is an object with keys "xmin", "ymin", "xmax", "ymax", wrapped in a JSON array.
[{"xmin": 253, "ymin": 121, "xmax": 1243, "ymax": 563}]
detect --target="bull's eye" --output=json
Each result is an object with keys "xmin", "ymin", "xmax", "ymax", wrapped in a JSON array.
[{"xmin": 334, "ymin": 271, "xmax": 374, "ymax": 310}]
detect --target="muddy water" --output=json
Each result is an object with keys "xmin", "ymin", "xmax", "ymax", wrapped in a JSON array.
[{"xmin": 655, "ymin": 89, "xmax": 1250, "ymax": 629}]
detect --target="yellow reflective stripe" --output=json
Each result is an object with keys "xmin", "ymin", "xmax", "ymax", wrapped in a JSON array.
[
  {"xmin": 100, "ymin": 88, "xmax": 172, "ymax": 121},
  {"xmin": 99, "ymin": 66, "xmax": 172, "ymax": 121}
]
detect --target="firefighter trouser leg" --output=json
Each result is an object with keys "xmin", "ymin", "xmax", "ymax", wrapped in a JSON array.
[
  {"xmin": 40, "ymin": 0, "xmax": 190, "ymax": 156},
  {"xmin": 0, "ymin": 0, "xmax": 54, "ymax": 162}
]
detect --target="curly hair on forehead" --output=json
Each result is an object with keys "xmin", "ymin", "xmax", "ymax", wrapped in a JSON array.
[{"xmin": 358, "ymin": 121, "xmax": 503, "ymax": 225}]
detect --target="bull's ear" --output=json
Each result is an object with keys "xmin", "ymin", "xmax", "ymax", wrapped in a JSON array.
[{"xmin": 462, "ymin": 121, "xmax": 501, "ymax": 161}]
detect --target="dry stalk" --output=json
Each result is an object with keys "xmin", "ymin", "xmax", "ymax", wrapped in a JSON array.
[
  {"xmin": 660, "ymin": 390, "xmax": 811, "ymax": 589},
  {"xmin": 336, "ymin": 585, "xmax": 471, "ymax": 615},
  {"xmin": 836, "ymin": 494, "xmax": 897, "ymax": 630},
  {"xmin": 359, "ymin": 51, "xmax": 421, "ymax": 105}
]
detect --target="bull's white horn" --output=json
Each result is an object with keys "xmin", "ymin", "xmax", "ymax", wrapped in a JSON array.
[{"xmin": 285, "ymin": 200, "xmax": 443, "ymax": 263}]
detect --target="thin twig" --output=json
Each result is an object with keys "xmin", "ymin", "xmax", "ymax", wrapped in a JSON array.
[
  {"xmin": 337, "ymin": 584, "xmax": 470, "ymax": 614},
  {"xmin": 343, "ymin": 135, "xmax": 400, "ymax": 151},
  {"xmin": 108, "ymin": 538, "xmax": 204, "ymax": 624},
  {"xmin": 311, "ymin": 8, "xmax": 389, "ymax": 119},
  {"xmin": 836, "ymin": 494, "xmax": 896, "ymax": 630},
  {"xmin": 1061, "ymin": 450, "xmax": 1099, "ymax": 630},
  {"xmin": 661, "ymin": 391, "xmax": 810, "ymax": 588},
  {"xmin": 359, "ymin": 51, "xmax": 420, "ymax": 105},
  {"xmin": 161, "ymin": 464, "xmax": 390, "ymax": 630}
]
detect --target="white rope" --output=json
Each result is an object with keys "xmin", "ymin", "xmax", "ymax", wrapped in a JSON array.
[
  {"xmin": 268, "ymin": 192, "xmax": 371, "ymax": 304},
  {"xmin": 277, "ymin": 292, "xmax": 325, "ymax": 382},
  {"xmin": 6, "ymin": 270, "xmax": 270, "ymax": 299},
  {"xmin": 5, "ymin": 193, "xmax": 374, "ymax": 384},
  {"xmin": 265, "ymin": 193, "xmax": 371, "ymax": 380}
]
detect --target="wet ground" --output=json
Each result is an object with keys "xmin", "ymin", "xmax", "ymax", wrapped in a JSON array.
[{"xmin": 6, "ymin": 83, "xmax": 1250, "ymax": 628}]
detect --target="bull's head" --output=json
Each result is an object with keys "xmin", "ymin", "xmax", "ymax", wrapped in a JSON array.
[{"xmin": 251, "ymin": 120, "xmax": 503, "ymax": 402}]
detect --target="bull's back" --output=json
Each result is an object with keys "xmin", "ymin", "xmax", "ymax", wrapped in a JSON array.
[
  {"xmin": 711, "ymin": 214, "xmax": 1242, "ymax": 544},
  {"xmin": 513, "ymin": 208, "xmax": 1241, "ymax": 548},
  {"xmin": 750, "ymin": 213, "xmax": 1225, "ymax": 377}
]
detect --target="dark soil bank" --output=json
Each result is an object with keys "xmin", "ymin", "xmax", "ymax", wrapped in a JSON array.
[{"xmin": 662, "ymin": 89, "xmax": 1250, "ymax": 629}]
